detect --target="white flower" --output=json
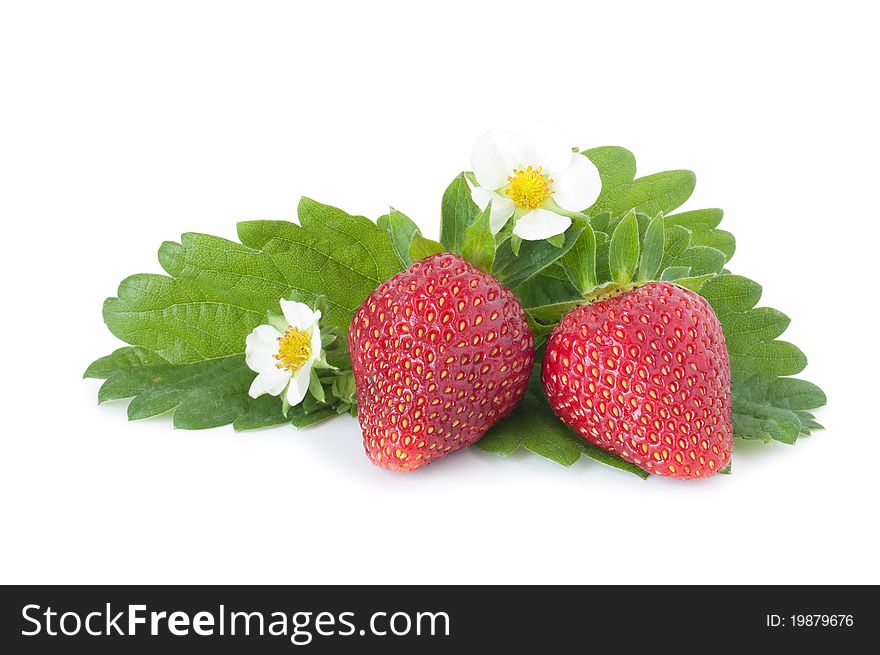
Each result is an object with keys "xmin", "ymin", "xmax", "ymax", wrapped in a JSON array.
[
  {"xmin": 469, "ymin": 122, "xmax": 602, "ymax": 240},
  {"xmin": 245, "ymin": 300, "xmax": 323, "ymax": 407}
]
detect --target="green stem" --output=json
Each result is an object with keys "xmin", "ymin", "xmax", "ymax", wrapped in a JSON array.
[{"xmin": 543, "ymin": 199, "xmax": 590, "ymax": 221}]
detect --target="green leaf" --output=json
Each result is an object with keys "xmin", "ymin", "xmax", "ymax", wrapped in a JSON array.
[
  {"xmin": 234, "ymin": 395, "xmax": 292, "ymax": 431},
  {"xmin": 493, "ymin": 226, "xmax": 585, "ymax": 288},
  {"xmin": 84, "ymin": 347, "xmax": 168, "ymax": 379},
  {"xmin": 665, "ymin": 208, "xmax": 724, "ymax": 229},
  {"xmin": 408, "ymin": 233, "xmax": 445, "ymax": 261},
  {"xmin": 103, "ymin": 272, "xmax": 266, "ymax": 364},
  {"xmin": 92, "ymin": 196, "xmax": 404, "ymax": 431},
  {"xmin": 722, "ymin": 307, "xmax": 790, "ymax": 352},
  {"xmin": 701, "ymin": 274, "xmax": 762, "ymax": 315},
  {"xmin": 559, "ymin": 217, "xmax": 597, "ymax": 294},
  {"xmin": 95, "ymin": 354, "xmax": 280, "ymax": 430},
  {"xmin": 593, "ymin": 170, "xmax": 696, "ymax": 218},
  {"xmin": 700, "ymin": 274, "xmax": 823, "ymax": 444},
  {"xmin": 289, "ymin": 404, "xmax": 338, "ymax": 428},
  {"xmin": 519, "ymin": 403, "xmax": 583, "ymax": 466},
  {"xmin": 730, "ymin": 341, "xmax": 807, "ymax": 377},
  {"xmin": 461, "ymin": 205, "xmax": 495, "ymax": 272},
  {"xmin": 378, "ymin": 207, "xmax": 421, "ymax": 267},
  {"xmin": 293, "ymin": 196, "xmax": 404, "ymax": 310},
  {"xmin": 87, "ymin": 346, "xmax": 301, "ymax": 430},
  {"xmin": 659, "ymin": 225, "xmax": 692, "ymax": 269},
  {"xmin": 659, "ymin": 266, "xmax": 691, "ymax": 281},
  {"xmin": 440, "ymin": 173, "xmax": 480, "ymax": 253},
  {"xmin": 688, "ymin": 225, "xmax": 736, "ymax": 262},
  {"xmin": 636, "ymin": 212, "xmax": 665, "ymax": 281},
  {"xmin": 668, "ymin": 245, "xmax": 727, "ymax": 277},
  {"xmin": 577, "ymin": 442, "xmax": 649, "ymax": 479},
  {"xmin": 591, "ymin": 210, "xmax": 612, "ymax": 232},
  {"xmin": 729, "ymin": 373, "xmax": 825, "ymax": 443},
  {"xmin": 609, "ymin": 211, "xmax": 640, "ymax": 285},
  {"xmin": 731, "ymin": 398, "xmax": 801, "ymax": 444},
  {"xmin": 539, "ymin": 262, "xmax": 572, "ymax": 281},
  {"xmin": 476, "ymin": 422, "xmax": 522, "ymax": 457},
  {"xmin": 794, "ymin": 410, "xmax": 823, "ymax": 433},
  {"xmin": 764, "ymin": 377, "xmax": 827, "ymax": 410},
  {"xmin": 583, "ymin": 146, "xmax": 637, "ymax": 212},
  {"xmin": 514, "ymin": 274, "xmax": 583, "ymax": 323},
  {"xmin": 119, "ymin": 199, "xmax": 402, "ymax": 365}
]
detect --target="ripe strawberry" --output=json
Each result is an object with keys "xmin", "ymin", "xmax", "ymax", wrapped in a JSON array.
[
  {"xmin": 541, "ymin": 282, "xmax": 732, "ymax": 479},
  {"xmin": 349, "ymin": 253, "xmax": 534, "ymax": 472}
]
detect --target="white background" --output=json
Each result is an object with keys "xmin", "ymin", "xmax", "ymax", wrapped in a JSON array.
[{"xmin": 1, "ymin": 1, "xmax": 877, "ymax": 585}]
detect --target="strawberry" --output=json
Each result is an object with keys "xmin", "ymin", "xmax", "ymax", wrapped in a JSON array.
[
  {"xmin": 541, "ymin": 282, "xmax": 732, "ymax": 479},
  {"xmin": 348, "ymin": 253, "xmax": 534, "ymax": 472}
]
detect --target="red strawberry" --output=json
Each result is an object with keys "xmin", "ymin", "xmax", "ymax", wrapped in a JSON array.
[
  {"xmin": 541, "ymin": 282, "xmax": 732, "ymax": 479},
  {"xmin": 349, "ymin": 253, "xmax": 534, "ymax": 472}
]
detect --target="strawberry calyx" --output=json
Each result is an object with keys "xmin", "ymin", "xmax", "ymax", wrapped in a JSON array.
[{"xmin": 581, "ymin": 281, "xmax": 643, "ymax": 305}]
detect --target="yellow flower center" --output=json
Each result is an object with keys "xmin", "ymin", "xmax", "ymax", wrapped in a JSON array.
[
  {"xmin": 274, "ymin": 327, "xmax": 312, "ymax": 373},
  {"xmin": 504, "ymin": 165, "xmax": 554, "ymax": 210}
]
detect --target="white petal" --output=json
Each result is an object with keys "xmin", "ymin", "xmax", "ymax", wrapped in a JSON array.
[
  {"xmin": 510, "ymin": 122, "xmax": 573, "ymax": 175},
  {"xmin": 469, "ymin": 184, "xmax": 495, "ymax": 210},
  {"xmin": 310, "ymin": 323, "xmax": 323, "ymax": 356},
  {"xmin": 552, "ymin": 153, "xmax": 602, "ymax": 212},
  {"xmin": 248, "ymin": 367, "xmax": 291, "ymax": 398},
  {"xmin": 512, "ymin": 208, "xmax": 572, "ymax": 241},
  {"xmin": 280, "ymin": 300, "xmax": 317, "ymax": 332},
  {"xmin": 245, "ymin": 324, "xmax": 282, "ymax": 372},
  {"xmin": 286, "ymin": 361, "xmax": 313, "ymax": 406},
  {"xmin": 470, "ymin": 186, "xmax": 515, "ymax": 234},
  {"xmin": 487, "ymin": 198, "xmax": 517, "ymax": 235},
  {"xmin": 471, "ymin": 129, "xmax": 515, "ymax": 190}
]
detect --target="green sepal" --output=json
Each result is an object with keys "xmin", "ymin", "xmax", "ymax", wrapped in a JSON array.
[
  {"xmin": 636, "ymin": 212, "xmax": 665, "ymax": 281},
  {"xmin": 559, "ymin": 215, "xmax": 598, "ymax": 294},
  {"xmin": 377, "ymin": 207, "xmax": 421, "ymax": 267},
  {"xmin": 440, "ymin": 173, "xmax": 480, "ymax": 254},
  {"xmin": 331, "ymin": 370, "xmax": 357, "ymax": 406},
  {"xmin": 461, "ymin": 204, "xmax": 495, "ymax": 273},
  {"xmin": 266, "ymin": 310, "xmax": 288, "ymax": 334},
  {"xmin": 546, "ymin": 232, "xmax": 566, "ymax": 248},
  {"xmin": 609, "ymin": 211, "xmax": 640, "ymax": 285},
  {"xmin": 408, "ymin": 233, "xmax": 445, "ymax": 261},
  {"xmin": 308, "ymin": 368, "xmax": 326, "ymax": 404},
  {"xmin": 510, "ymin": 234, "xmax": 522, "ymax": 256}
]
